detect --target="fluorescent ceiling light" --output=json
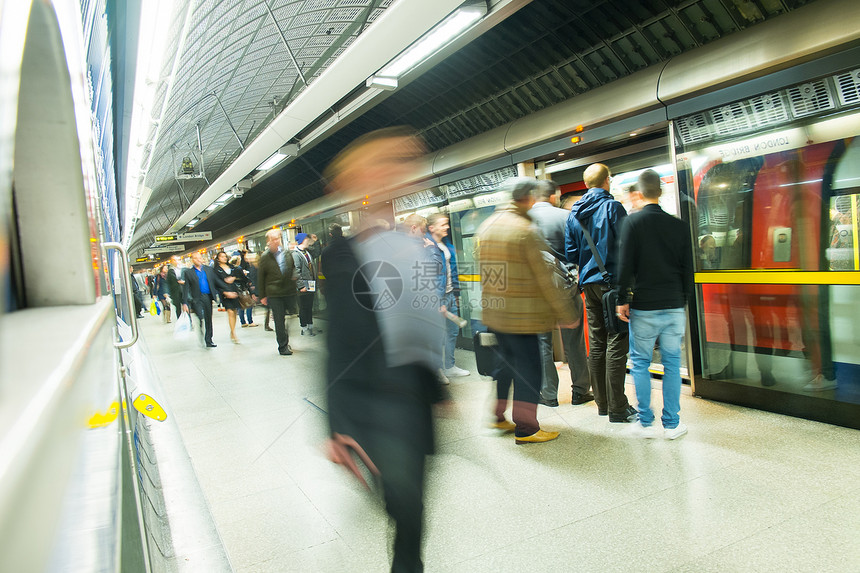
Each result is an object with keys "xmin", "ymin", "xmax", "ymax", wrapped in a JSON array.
[
  {"xmin": 187, "ymin": 219, "xmax": 199, "ymax": 226},
  {"xmin": 258, "ymin": 151, "xmax": 288, "ymax": 171},
  {"xmin": 377, "ymin": 3, "xmax": 486, "ymax": 78},
  {"xmin": 217, "ymin": 192, "xmax": 233, "ymax": 202},
  {"xmin": 206, "ymin": 204, "xmax": 222, "ymax": 211},
  {"xmin": 257, "ymin": 143, "xmax": 299, "ymax": 171},
  {"xmin": 366, "ymin": 76, "xmax": 399, "ymax": 91}
]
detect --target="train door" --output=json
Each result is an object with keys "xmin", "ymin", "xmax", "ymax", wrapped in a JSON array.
[{"xmin": 673, "ymin": 71, "xmax": 860, "ymax": 429}]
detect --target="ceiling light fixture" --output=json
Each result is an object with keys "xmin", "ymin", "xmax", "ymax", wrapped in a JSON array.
[
  {"xmin": 376, "ymin": 1, "xmax": 487, "ymax": 79},
  {"xmin": 257, "ymin": 143, "xmax": 299, "ymax": 171},
  {"xmin": 365, "ymin": 75, "xmax": 399, "ymax": 91}
]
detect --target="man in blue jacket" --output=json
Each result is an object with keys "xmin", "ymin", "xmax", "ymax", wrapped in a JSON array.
[
  {"xmin": 427, "ymin": 213, "xmax": 470, "ymax": 378},
  {"xmin": 565, "ymin": 163, "xmax": 636, "ymax": 423}
]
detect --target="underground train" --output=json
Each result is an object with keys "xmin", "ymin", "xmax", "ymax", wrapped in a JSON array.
[{"xmin": 2, "ymin": 0, "xmax": 859, "ymax": 570}]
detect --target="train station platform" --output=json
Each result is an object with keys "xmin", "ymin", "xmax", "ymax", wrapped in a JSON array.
[{"xmin": 138, "ymin": 306, "xmax": 860, "ymax": 573}]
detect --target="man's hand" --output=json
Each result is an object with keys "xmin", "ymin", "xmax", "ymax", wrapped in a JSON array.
[
  {"xmin": 182, "ymin": 304, "xmax": 189, "ymax": 312},
  {"xmin": 260, "ymin": 297, "xmax": 267, "ymax": 306},
  {"xmin": 309, "ymin": 234, "xmax": 318, "ymax": 244},
  {"xmin": 300, "ymin": 287, "xmax": 307, "ymax": 292},
  {"xmin": 616, "ymin": 303, "xmax": 630, "ymax": 323},
  {"xmin": 326, "ymin": 433, "xmax": 379, "ymax": 489}
]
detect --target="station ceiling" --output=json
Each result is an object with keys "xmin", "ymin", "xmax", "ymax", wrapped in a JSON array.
[{"xmin": 128, "ymin": 0, "xmax": 815, "ymax": 257}]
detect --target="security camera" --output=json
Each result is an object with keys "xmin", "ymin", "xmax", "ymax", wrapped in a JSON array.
[
  {"xmin": 231, "ymin": 185, "xmax": 244, "ymax": 198},
  {"xmin": 237, "ymin": 178, "xmax": 253, "ymax": 191}
]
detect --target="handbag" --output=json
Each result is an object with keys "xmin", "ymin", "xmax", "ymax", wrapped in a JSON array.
[
  {"xmin": 237, "ymin": 290, "xmax": 254, "ymax": 309},
  {"xmin": 578, "ymin": 219, "xmax": 627, "ymax": 335},
  {"xmin": 541, "ymin": 250, "xmax": 577, "ymax": 295},
  {"xmin": 473, "ymin": 331, "xmax": 499, "ymax": 377}
]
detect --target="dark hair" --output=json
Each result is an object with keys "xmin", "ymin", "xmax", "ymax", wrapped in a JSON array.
[
  {"xmin": 328, "ymin": 223, "xmax": 343, "ymax": 239},
  {"xmin": 534, "ymin": 180, "xmax": 560, "ymax": 201},
  {"xmin": 216, "ymin": 250, "xmax": 228, "ymax": 263},
  {"xmin": 637, "ymin": 169, "xmax": 662, "ymax": 199}
]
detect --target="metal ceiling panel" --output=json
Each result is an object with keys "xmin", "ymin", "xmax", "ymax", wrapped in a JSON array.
[{"xmin": 129, "ymin": 0, "xmax": 828, "ymax": 255}]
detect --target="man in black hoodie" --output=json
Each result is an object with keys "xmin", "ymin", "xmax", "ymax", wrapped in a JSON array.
[{"xmin": 565, "ymin": 163, "xmax": 637, "ymax": 423}]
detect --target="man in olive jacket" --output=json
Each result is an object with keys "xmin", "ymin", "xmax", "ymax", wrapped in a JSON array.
[
  {"xmin": 477, "ymin": 177, "xmax": 578, "ymax": 444},
  {"xmin": 258, "ymin": 229, "xmax": 298, "ymax": 355}
]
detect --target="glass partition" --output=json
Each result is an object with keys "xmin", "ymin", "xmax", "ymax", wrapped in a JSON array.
[{"xmin": 675, "ymin": 80, "xmax": 860, "ymax": 416}]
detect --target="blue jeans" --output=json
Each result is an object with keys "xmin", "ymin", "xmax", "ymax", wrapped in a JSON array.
[
  {"xmin": 442, "ymin": 292, "xmax": 460, "ymax": 369},
  {"xmin": 630, "ymin": 308, "xmax": 686, "ymax": 429},
  {"xmin": 239, "ymin": 307, "xmax": 253, "ymax": 324}
]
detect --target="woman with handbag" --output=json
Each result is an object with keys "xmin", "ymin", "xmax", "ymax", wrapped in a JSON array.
[
  {"xmin": 235, "ymin": 253, "xmax": 258, "ymax": 328},
  {"xmin": 154, "ymin": 265, "xmax": 172, "ymax": 324},
  {"xmin": 213, "ymin": 251, "xmax": 248, "ymax": 344}
]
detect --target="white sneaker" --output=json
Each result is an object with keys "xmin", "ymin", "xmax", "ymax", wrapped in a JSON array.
[
  {"xmin": 630, "ymin": 421, "xmax": 662, "ymax": 439},
  {"xmin": 444, "ymin": 366, "xmax": 470, "ymax": 378},
  {"xmin": 438, "ymin": 369, "xmax": 450, "ymax": 385},
  {"xmin": 802, "ymin": 374, "xmax": 837, "ymax": 392},
  {"xmin": 664, "ymin": 423, "xmax": 688, "ymax": 440}
]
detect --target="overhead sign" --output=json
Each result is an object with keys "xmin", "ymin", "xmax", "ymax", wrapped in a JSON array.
[
  {"xmin": 135, "ymin": 257, "xmax": 150, "ymax": 262},
  {"xmin": 154, "ymin": 231, "xmax": 212, "ymax": 242},
  {"xmin": 144, "ymin": 244, "xmax": 186, "ymax": 255},
  {"xmin": 178, "ymin": 231, "xmax": 212, "ymax": 241}
]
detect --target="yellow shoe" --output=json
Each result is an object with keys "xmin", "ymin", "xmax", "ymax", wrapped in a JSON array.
[
  {"xmin": 515, "ymin": 430, "xmax": 560, "ymax": 444},
  {"xmin": 490, "ymin": 420, "xmax": 516, "ymax": 432}
]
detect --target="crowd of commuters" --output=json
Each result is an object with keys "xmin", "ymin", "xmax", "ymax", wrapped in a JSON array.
[{"xmin": 133, "ymin": 125, "xmax": 698, "ymax": 571}]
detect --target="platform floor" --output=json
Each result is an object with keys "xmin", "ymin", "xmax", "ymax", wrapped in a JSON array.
[{"xmin": 139, "ymin": 307, "xmax": 860, "ymax": 573}]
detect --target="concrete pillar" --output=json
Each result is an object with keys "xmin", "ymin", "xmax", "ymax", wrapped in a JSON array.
[{"xmin": 517, "ymin": 162, "xmax": 535, "ymax": 178}]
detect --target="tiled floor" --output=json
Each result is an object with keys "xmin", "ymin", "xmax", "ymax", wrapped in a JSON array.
[{"xmin": 139, "ymin": 308, "xmax": 860, "ymax": 573}]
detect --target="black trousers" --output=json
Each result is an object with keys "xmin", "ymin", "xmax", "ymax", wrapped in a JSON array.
[
  {"xmin": 190, "ymin": 297, "xmax": 214, "ymax": 345},
  {"xmin": 583, "ymin": 283, "xmax": 630, "ymax": 414},
  {"xmin": 298, "ymin": 291, "xmax": 315, "ymax": 327},
  {"xmin": 266, "ymin": 296, "xmax": 293, "ymax": 354},
  {"xmin": 492, "ymin": 331, "xmax": 542, "ymax": 437},
  {"xmin": 328, "ymin": 366, "xmax": 435, "ymax": 573}
]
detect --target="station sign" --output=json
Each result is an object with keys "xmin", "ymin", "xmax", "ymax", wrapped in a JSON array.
[
  {"xmin": 144, "ymin": 244, "xmax": 186, "ymax": 254},
  {"xmin": 154, "ymin": 231, "xmax": 212, "ymax": 242}
]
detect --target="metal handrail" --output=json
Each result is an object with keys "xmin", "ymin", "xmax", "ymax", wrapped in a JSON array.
[{"xmin": 103, "ymin": 242, "xmax": 139, "ymax": 348}]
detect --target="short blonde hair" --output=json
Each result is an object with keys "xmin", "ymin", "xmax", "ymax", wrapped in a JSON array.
[
  {"xmin": 229, "ymin": 255, "xmax": 241, "ymax": 266},
  {"xmin": 583, "ymin": 163, "xmax": 610, "ymax": 189}
]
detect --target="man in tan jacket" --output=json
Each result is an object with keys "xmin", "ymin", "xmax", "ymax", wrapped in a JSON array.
[{"xmin": 476, "ymin": 178, "xmax": 578, "ymax": 444}]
